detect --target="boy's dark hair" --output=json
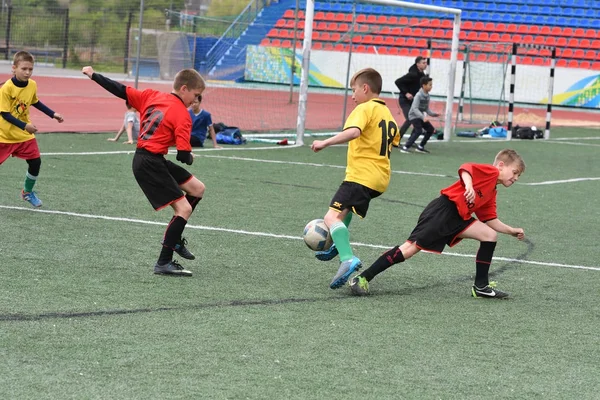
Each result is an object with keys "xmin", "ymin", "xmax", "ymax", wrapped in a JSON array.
[
  {"xmin": 13, "ymin": 51, "xmax": 34, "ymax": 66},
  {"xmin": 173, "ymin": 69, "xmax": 205, "ymax": 91},
  {"xmin": 350, "ymin": 68, "xmax": 382, "ymax": 94},
  {"xmin": 415, "ymin": 56, "xmax": 426, "ymax": 64},
  {"xmin": 420, "ymin": 76, "xmax": 433, "ymax": 87}
]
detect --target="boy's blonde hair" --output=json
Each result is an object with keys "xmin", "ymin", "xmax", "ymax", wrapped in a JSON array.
[
  {"xmin": 350, "ymin": 68, "xmax": 382, "ymax": 95},
  {"xmin": 173, "ymin": 69, "xmax": 205, "ymax": 91},
  {"xmin": 13, "ymin": 51, "xmax": 34, "ymax": 66},
  {"xmin": 494, "ymin": 149, "xmax": 526, "ymax": 174}
]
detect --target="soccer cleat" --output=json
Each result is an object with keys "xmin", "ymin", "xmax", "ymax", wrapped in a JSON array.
[
  {"xmin": 349, "ymin": 275, "xmax": 369, "ymax": 296},
  {"xmin": 21, "ymin": 190, "xmax": 42, "ymax": 207},
  {"xmin": 400, "ymin": 146, "xmax": 412, "ymax": 154},
  {"xmin": 415, "ymin": 146, "xmax": 430, "ymax": 154},
  {"xmin": 315, "ymin": 243, "xmax": 338, "ymax": 261},
  {"xmin": 471, "ymin": 281, "xmax": 509, "ymax": 299},
  {"xmin": 330, "ymin": 256, "xmax": 362, "ymax": 289},
  {"xmin": 154, "ymin": 260, "xmax": 193, "ymax": 276},
  {"xmin": 173, "ymin": 237, "xmax": 195, "ymax": 260}
]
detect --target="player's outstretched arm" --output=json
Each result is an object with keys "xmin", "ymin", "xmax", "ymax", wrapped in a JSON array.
[
  {"xmin": 82, "ymin": 66, "xmax": 127, "ymax": 100},
  {"xmin": 486, "ymin": 218, "xmax": 525, "ymax": 240},
  {"xmin": 311, "ymin": 127, "xmax": 360, "ymax": 152}
]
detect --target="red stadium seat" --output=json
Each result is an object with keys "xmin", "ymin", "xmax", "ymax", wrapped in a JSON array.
[
  {"xmin": 556, "ymin": 37, "xmax": 567, "ymax": 47},
  {"xmin": 416, "ymin": 38, "xmax": 427, "ymax": 47},
  {"xmin": 573, "ymin": 28, "xmax": 586, "ymax": 37},
  {"xmin": 423, "ymin": 28, "xmax": 434, "ymax": 37},
  {"xmin": 467, "ymin": 31, "xmax": 478, "ymax": 40},
  {"xmin": 432, "ymin": 50, "xmax": 443, "ymax": 58},
  {"xmin": 533, "ymin": 36, "xmax": 545, "ymax": 45},
  {"xmin": 384, "ymin": 36, "xmax": 395, "ymax": 46},
  {"xmin": 483, "ymin": 22, "xmax": 496, "ymax": 31},
  {"xmin": 540, "ymin": 26, "xmax": 551, "ymax": 35},
  {"xmin": 380, "ymin": 26, "xmax": 391, "ymax": 35},
  {"xmin": 367, "ymin": 15, "xmax": 377, "ymax": 24},
  {"xmin": 377, "ymin": 15, "xmax": 388, "ymax": 25},
  {"xmin": 391, "ymin": 27, "xmax": 401, "ymax": 35},
  {"xmin": 500, "ymin": 33, "xmax": 512, "ymax": 42},
  {"xmin": 324, "ymin": 43, "xmax": 334, "ymax": 51},
  {"xmin": 313, "ymin": 42, "xmax": 323, "ymax": 50},
  {"xmin": 330, "ymin": 32, "xmax": 341, "ymax": 41},
  {"xmin": 585, "ymin": 29, "xmax": 598, "ymax": 39},
  {"xmin": 490, "ymin": 33, "xmax": 500, "ymax": 41},
  {"xmin": 512, "ymin": 34, "xmax": 523, "ymax": 43},
  {"xmin": 507, "ymin": 24, "xmax": 517, "ymax": 33},
  {"xmin": 399, "ymin": 16, "xmax": 409, "ymax": 25},
  {"xmin": 568, "ymin": 60, "xmax": 579, "ymax": 68},
  {"xmin": 463, "ymin": 21, "xmax": 473, "ymax": 30},
  {"xmin": 556, "ymin": 59, "xmax": 567, "ymax": 67},
  {"xmin": 362, "ymin": 34, "xmax": 374, "ymax": 44},
  {"xmin": 378, "ymin": 47, "xmax": 389, "ymax": 55},
  {"xmin": 561, "ymin": 48, "xmax": 574, "ymax": 58},
  {"xmin": 579, "ymin": 61, "xmax": 591, "ymax": 69},
  {"xmin": 413, "ymin": 28, "xmax": 424, "ymax": 37},
  {"xmin": 430, "ymin": 19, "xmax": 441, "ymax": 28},
  {"xmin": 591, "ymin": 40, "xmax": 600, "ymax": 49},
  {"xmin": 267, "ymin": 28, "xmax": 278, "ymax": 38},
  {"xmin": 584, "ymin": 50, "xmax": 596, "ymax": 60},
  {"xmin": 281, "ymin": 40, "xmax": 292, "ymax": 48},
  {"xmin": 314, "ymin": 12, "xmax": 325, "ymax": 21},
  {"xmin": 529, "ymin": 26, "xmax": 540, "ymax": 35},
  {"xmin": 388, "ymin": 16, "xmax": 399, "ymax": 25},
  {"xmin": 517, "ymin": 25, "xmax": 528, "ymax": 34},
  {"xmin": 521, "ymin": 56, "xmax": 533, "ymax": 65},
  {"xmin": 479, "ymin": 32, "xmax": 489, "ymax": 41},
  {"xmin": 320, "ymin": 32, "xmax": 331, "ymax": 41},
  {"xmin": 468, "ymin": 53, "xmax": 476, "ymax": 61},
  {"xmin": 399, "ymin": 48, "xmax": 409, "ymax": 56},
  {"xmin": 260, "ymin": 38, "xmax": 270, "ymax": 46},
  {"xmin": 441, "ymin": 19, "xmax": 452, "ymax": 29},
  {"xmin": 474, "ymin": 21, "xmax": 484, "ymax": 31},
  {"xmin": 324, "ymin": 12, "xmax": 335, "ymax": 21},
  {"xmin": 495, "ymin": 23, "xmax": 506, "ymax": 32},
  {"xmin": 533, "ymin": 57, "xmax": 545, "ymax": 66},
  {"xmin": 580, "ymin": 39, "xmax": 591, "ymax": 48},
  {"xmin": 409, "ymin": 17, "xmax": 419, "ymax": 25},
  {"xmin": 334, "ymin": 43, "xmax": 345, "ymax": 51},
  {"xmin": 395, "ymin": 37, "xmax": 406, "ymax": 46},
  {"xmin": 540, "ymin": 48, "xmax": 552, "ymax": 57},
  {"xmin": 488, "ymin": 54, "xmax": 499, "ymax": 62},
  {"xmin": 388, "ymin": 48, "xmax": 399, "ymax": 55},
  {"xmin": 275, "ymin": 19, "xmax": 286, "ymax": 28},
  {"xmin": 523, "ymin": 35, "xmax": 534, "ymax": 44},
  {"xmin": 477, "ymin": 53, "xmax": 487, "ymax": 62},
  {"xmin": 434, "ymin": 29, "xmax": 445, "ymax": 38},
  {"xmin": 409, "ymin": 48, "xmax": 422, "ymax": 57},
  {"xmin": 374, "ymin": 36, "xmax": 385, "ymax": 45},
  {"xmin": 563, "ymin": 27, "xmax": 574, "ymax": 37},
  {"xmin": 356, "ymin": 14, "xmax": 367, "ymax": 23},
  {"xmin": 337, "ymin": 23, "xmax": 349, "ymax": 32},
  {"xmin": 567, "ymin": 38, "xmax": 579, "ymax": 47},
  {"xmin": 544, "ymin": 36, "xmax": 556, "ymax": 46},
  {"xmin": 591, "ymin": 62, "xmax": 600, "ymax": 70},
  {"xmin": 334, "ymin": 13, "xmax": 346, "ymax": 22},
  {"xmin": 551, "ymin": 27, "xmax": 563, "ymax": 36},
  {"xmin": 270, "ymin": 39, "xmax": 281, "ymax": 47},
  {"xmin": 316, "ymin": 21, "xmax": 327, "ymax": 30},
  {"xmin": 283, "ymin": 10, "xmax": 294, "ymax": 19}
]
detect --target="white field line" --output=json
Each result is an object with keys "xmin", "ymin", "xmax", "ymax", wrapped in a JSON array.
[
  {"xmin": 521, "ymin": 177, "xmax": 600, "ymax": 186},
  {"xmin": 1, "ymin": 205, "xmax": 599, "ymax": 272}
]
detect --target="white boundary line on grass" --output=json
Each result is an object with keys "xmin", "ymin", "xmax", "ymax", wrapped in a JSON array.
[
  {"xmin": 39, "ymin": 150, "xmax": 600, "ymax": 184},
  {"xmin": 1, "ymin": 205, "xmax": 598, "ymax": 272}
]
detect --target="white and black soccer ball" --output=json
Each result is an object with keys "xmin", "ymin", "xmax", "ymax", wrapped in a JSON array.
[{"xmin": 302, "ymin": 219, "xmax": 333, "ymax": 252}]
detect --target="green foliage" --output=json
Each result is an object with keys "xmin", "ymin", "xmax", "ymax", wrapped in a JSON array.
[{"xmin": 208, "ymin": 0, "xmax": 250, "ymax": 17}]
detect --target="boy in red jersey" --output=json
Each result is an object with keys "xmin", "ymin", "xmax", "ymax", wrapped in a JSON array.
[
  {"xmin": 350, "ymin": 149, "xmax": 526, "ymax": 298},
  {"xmin": 0, "ymin": 51, "xmax": 64, "ymax": 207},
  {"xmin": 82, "ymin": 66, "xmax": 205, "ymax": 276}
]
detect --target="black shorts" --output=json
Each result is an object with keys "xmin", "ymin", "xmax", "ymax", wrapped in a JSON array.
[
  {"xmin": 132, "ymin": 148, "xmax": 193, "ymax": 210},
  {"xmin": 329, "ymin": 181, "xmax": 382, "ymax": 218},
  {"xmin": 407, "ymin": 195, "xmax": 476, "ymax": 253}
]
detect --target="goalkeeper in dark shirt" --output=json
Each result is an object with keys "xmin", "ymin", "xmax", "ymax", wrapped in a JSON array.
[{"xmin": 82, "ymin": 66, "xmax": 206, "ymax": 277}]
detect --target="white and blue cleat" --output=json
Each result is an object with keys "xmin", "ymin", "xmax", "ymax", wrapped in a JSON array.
[{"xmin": 330, "ymin": 256, "xmax": 362, "ymax": 289}]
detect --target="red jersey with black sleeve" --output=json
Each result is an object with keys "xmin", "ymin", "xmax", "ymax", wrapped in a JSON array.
[
  {"xmin": 440, "ymin": 163, "xmax": 499, "ymax": 222},
  {"xmin": 125, "ymin": 86, "xmax": 192, "ymax": 155}
]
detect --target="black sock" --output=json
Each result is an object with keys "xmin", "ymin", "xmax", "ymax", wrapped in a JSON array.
[
  {"xmin": 186, "ymin": 194, "xmax": 202, "ymax": 212},
  {"xmin": 360, "ymin": 246, "xmax": 405, "ymax": 282},
  {"xmin": 158, "ymin": 216, "xmax": 188, "ymax": 264},
  {"xmin": 474, "ymin": 241, "xmax": 497, "ymax": 288}
]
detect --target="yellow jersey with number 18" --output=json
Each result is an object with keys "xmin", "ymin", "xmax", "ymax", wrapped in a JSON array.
[
  {"xmin": 343, "ymin": 98, "xmax": 398, "ymax": 193},
  {"xmin": 0, "ymin": 78, "xmax": 38, "ymax": 144}
]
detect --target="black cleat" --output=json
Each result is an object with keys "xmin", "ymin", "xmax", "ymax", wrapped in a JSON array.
[
  {"xmin": 165, "ymin": 237, "xmax": 195, "ymax": 260},
  {"xmin": 472, "ymin": 282, "xmax": 509, "ymax": 299},
  {"xmin": 154, "ymin": 260, "xmax": 193, "ymax": 276}
]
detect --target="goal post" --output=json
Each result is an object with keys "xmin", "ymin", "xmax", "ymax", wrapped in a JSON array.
[{"xmin": 295, "ymin": 0, "xmax": 462, "ymax": 146}]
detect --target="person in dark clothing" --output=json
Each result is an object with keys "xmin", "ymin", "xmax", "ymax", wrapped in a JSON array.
[
  {"xmin": 82, "ymin": 65, "xmax": 206, "ymax": 277},
  {"xmin": 392, "ymin": 56, "xmax": 428, "ymax": 147}
]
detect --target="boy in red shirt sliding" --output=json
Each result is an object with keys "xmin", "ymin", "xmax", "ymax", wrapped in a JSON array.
[{"xmin": 350, "ymin": 149, "xmax": 526, "ymax": 298}]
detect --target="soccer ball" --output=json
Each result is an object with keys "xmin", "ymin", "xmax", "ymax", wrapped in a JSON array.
[{"xmin": 302, "ymin": 219, "xmax": 333, "ymax": 252}]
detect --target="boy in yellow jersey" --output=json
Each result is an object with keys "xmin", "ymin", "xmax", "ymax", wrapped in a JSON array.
[
  {"xmin": 0, "ymin": 51, "xmax": 64, "ymax": 207},
  {"xmin": 311, "ymin": 68, "xmax": 398, "ymax": 289}
]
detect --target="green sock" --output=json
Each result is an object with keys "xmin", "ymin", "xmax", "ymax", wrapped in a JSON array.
[
  {"xmin": 343, "ymin": 212, "xmax": 353, "ymax": 228},
  {"xmin": 330, "ymin": 222, "xmax": 354, "ymax": 262},
  {"xmin": 24, "ymin": 172, "xmax": 37, "ymax": 193}
]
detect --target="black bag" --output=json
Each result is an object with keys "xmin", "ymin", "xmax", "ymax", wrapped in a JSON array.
[{"xmin": 513, "ymin": 125, "xmax": 543, "ymax": 140}]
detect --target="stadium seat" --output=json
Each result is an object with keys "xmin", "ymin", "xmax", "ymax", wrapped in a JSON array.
[
  {"xmin": 260, "ymin": 38, "xmax": 270, "ymax": 46},
  {"xmin": 584, "ymin": 50, "xmax": 596, "ymax": 59},
  {"xmin": 592, "ymin": 40, "xmax": 600, "ymax": 49},
  {"xmin": 441, "ymin": 19, "xmax": 453, "ymax": 29},
  {"xmin": 495, "ymin": 23, "xmax": 507, "ymax": 33},
  {"xmin": 281, "ymin": 40, "xmax": 292, "ymax": 48},
  {"xmin": 507, "ymin": 24, "xmax": 517, "ymax": 33},
  {"xmin": 483, "ymin": 22, "xmax": 496, "ymax": 31},
  {"xmin": 432, "ymin": 50, "xmax": 443, "ymax": 58},
  {"xmin": 580, "ymin": 38, "xmax": 591, "ymax": 48},
  {"xmin": 399, "ymin": 48, "xmax": 409, "ymax": 56},
  {"xmin": 430, "ymin": 19, "xmax": 441, "ymax": 28},
  {"xmin": 362, "ymin": 35, "xmax": 374, "ymax": 44},
  {"xmin": 591, "ymin": 62, "xmax": 600, "ymax": 70},
  {"xmin": 585, "ymin": 29, "xmax": 598, "ymax": 39},
  {"xmin": 477, "ymin": 53, "xmax": 487, "ymax": 62},
  {"xmin": 467, "ymin": 31, "xmax": 478, "ymax": 41},
  {"xmin": 316, "ymin": 21, "xmax": 327, "ymax": 30},
  {"xmin": 479, "ymin": 32, "xmax": 489, "ymax": 41},
  {"xmin": 579, "ymin": 61, "xmax": 591, "ymax": 69},
  {"xmin": 488, "ymin": 54, "xmax": 499, "ymax": 63},
  {"xmin": 540, "ymin": 26, "xmax": 551, "ymax": 35},
  {"xmin": 367, "ymin": 15, "xmax": 377, "ymax": 24},
  {"xmin": 529, "ymin": 26, "xmax": 540, "ymax": 35},
  {"xmin": 424, "ymin": 28, "xmax": 434, "ymax": 38},
  {"xmin": 533, "ymin": 57, "xmax": 545, "ymax": 66},
  {"xmin": 391, "ymin": 27, "xmax": 401, "ymax": 35},
  {"xmin": 413, "ymin": 28, "xmax": 424, "ymax": 37},
  {"xmin": 551, "ymin": 26, "xmax": 563, "ymax": 36},
  {"xmin": 276, "ymin": 19, "xmax": 286, "ymax": 28},
  {"xmin": 523, "ymin": 35, "xmax": 534, "ymax": 44},
  {"xmin": 406, "ymin": 38, "xmax": 417, "ymax": 47},
  {"xmin": 384, "ymin": 36, "xmax": 395, "ymax": 46},
  {"xmin": 267, "ymin": 29, "xmax": 278, "ymax": 38},
  {"xmin": 568, "ymin": 38, "xmax": 579, "ymax": 47},
  {"xmin": 521, "ymin": 56, "xmax": 533, "ymax": 64},
  {"xmin": 474, "ymin": 21, "xmax": 485, "ymax": 31},
  {"xmin": 434, "ymin": 29, "xmax": 445, "ymax": 39},
  {"xmin": 313, "ymin": 42, "xmax": 323, "ymax": 50},
  {"xmin": 563, "ymin": 27, "xmax": 574, "ymax": 37},
  {"xmin": 533, "ymin": 36, "xmax": 545, "ymax": 45},
  {"xmin": 388, "ymin": 48, "xmax": 399, "ymax": 56},
  {"xmin": 416, "ymin": 38, "xmax": 427, "ymax": 47},
  {"xmin": 324, "ymin": 43, "xmax": 334, "ymax": 51},
  {"xmin": 395, "ymin": 37, "xmax": 405, "ymax": 46},
  {"xmin": 283, "ymin": 9, "xmax": 294, "ymax": 19},
  {"xmin": 561, "ymin": 48, "xmax": 574, "ymax": 58},
  {"xmin": 463, "ymin": 21, "xmax": 473, "ymax": 30},
  {"xmin": 556, "ymin": 37, "xmax": 568, "ymax": 47},
  {"xmin": 556, "ymin": 59, "xmax": 567, "ymax": 67},
  {"xmin": 314, "ymin": 12, "xmax": 325, "ymax": 21},
  {"xmin": 334, "ymin": 13, "xmax": 346, "ymax": 22},
  {"xmin": 490, "ymin": 33, "xmax": 500, "ymax": 41},
  {"xmin": 517, "ymin": 25, "xmax": 529, "ymax": 34},
  {"xmin": 374, "ymin": 36, "xmax": 385, "ymax": 45},
  {"xmin": 409, "ymin": 48, "xmax": 422, "ymax": 57},
  {"xmin": 512, "ymin": 34, "xmax": 523, "ymax": 43},
  {"xmin": 387, "ymin": 16, "xmax": 399, "ymax": 25},
  {"xmin": 568, "ymin": 60, "xmax": 580, "ymax": 68},
  {"xmin": 270, "ymin": 39, "xmax": 281, "ymax": 47}
]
